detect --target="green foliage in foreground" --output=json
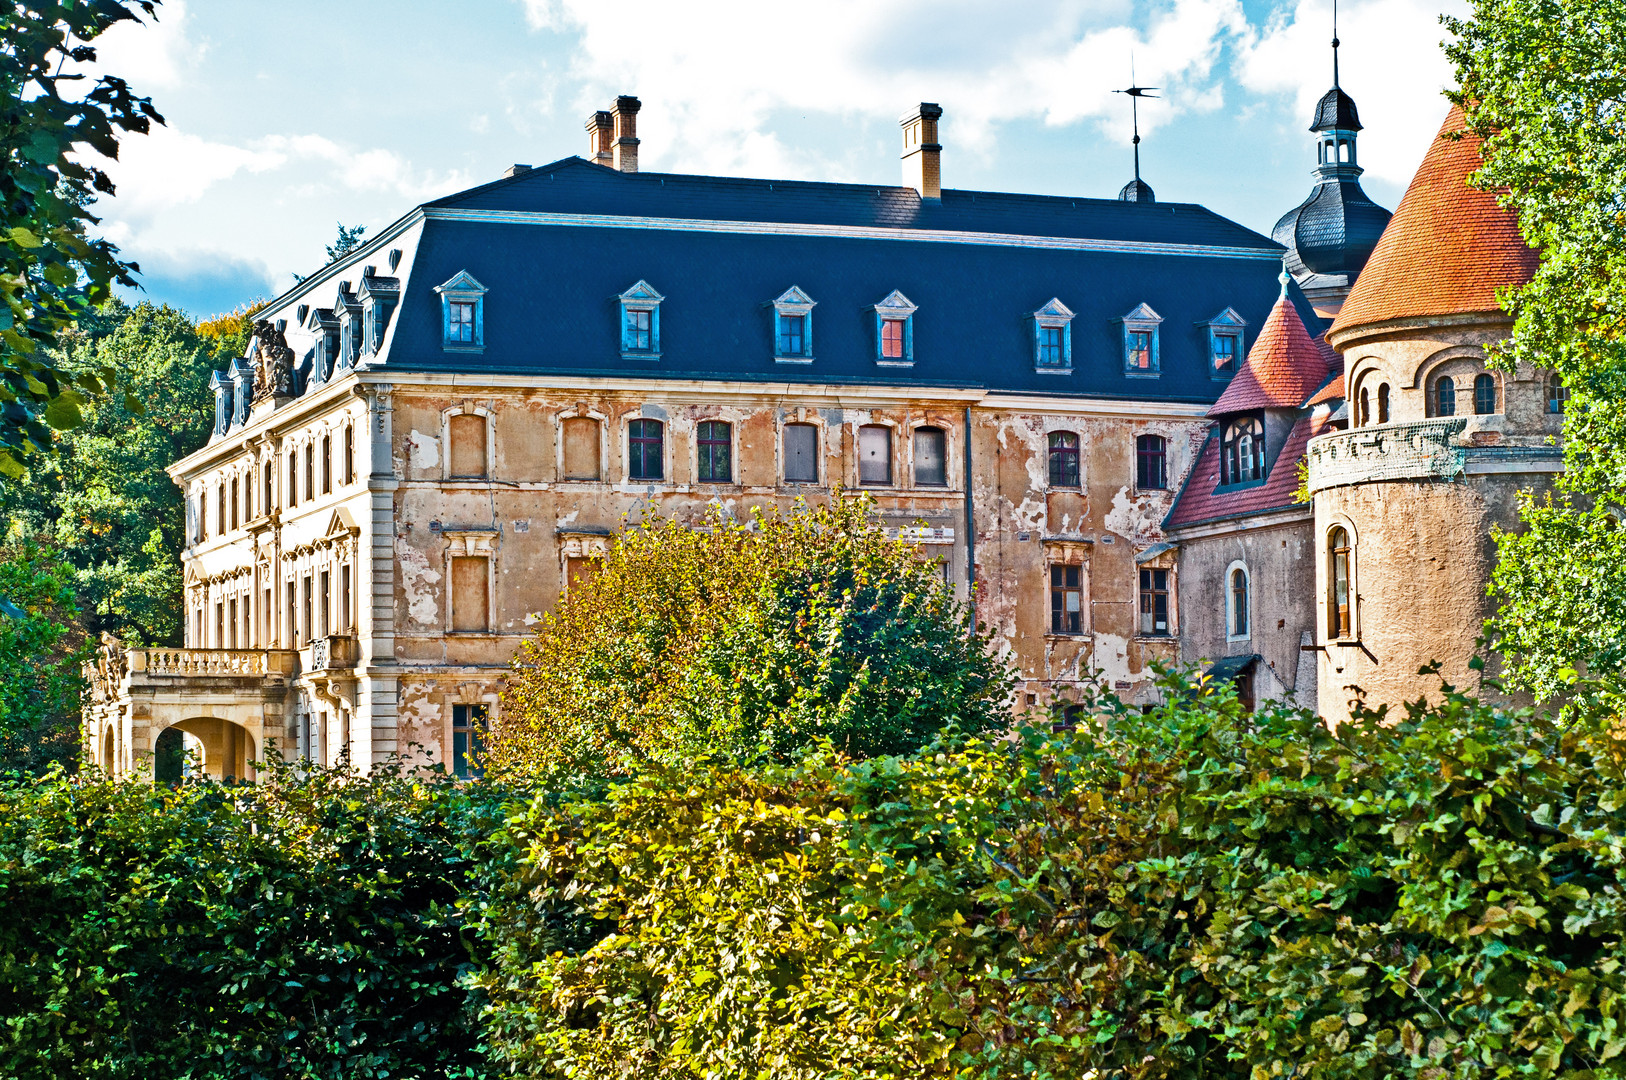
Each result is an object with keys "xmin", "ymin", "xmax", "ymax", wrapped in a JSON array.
[
  {"xmin": 0, "ymin": 539, "xmax": 87, "ymax": 772},
  {"xmin": 494, "ymin": 497, "xmax": 1014, "ymax": 788},
  {"xmin": 0, "ymin": 761, "xmax": 504, "ymax": 1080},
  {"xmin": 476, "ymin": 673, "xmax": 1626, "ymax": 1079}
]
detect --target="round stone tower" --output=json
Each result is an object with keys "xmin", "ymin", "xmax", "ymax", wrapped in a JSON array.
[{"xmin": 1307, "ymin": 105, "xmax": 1556, "ymax": 726}]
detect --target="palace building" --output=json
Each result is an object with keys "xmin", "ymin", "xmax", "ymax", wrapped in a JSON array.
[{"xmin": 82, "ymin": 73, "xmax": 1554, "ymax": 779}]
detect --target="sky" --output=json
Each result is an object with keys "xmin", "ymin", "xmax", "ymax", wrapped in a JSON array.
[{"xmin": 82, "ymin": 0, "xmax": 1468, "ymax": 317}]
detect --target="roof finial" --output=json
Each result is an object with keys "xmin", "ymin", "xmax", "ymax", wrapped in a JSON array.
[
  {"xmin": 1331, "ymin": 0, "xmax": 1341, "ymax": 88},
  {"xmin": 1114, "ymin": 57, "xmax": 1159, "ymax": 184},
  {"xmin": 1280, "ymin": 257, "xmax": 1292, "ymax": 299}
]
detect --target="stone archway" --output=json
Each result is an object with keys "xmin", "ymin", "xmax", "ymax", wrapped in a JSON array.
[
  {"xmin": 156, "ymin": 717, "xmax": 258, "ymax": 782},
  {"xmin": 101, "ymin": 725, "xmax": 114, "ymax": 773}
]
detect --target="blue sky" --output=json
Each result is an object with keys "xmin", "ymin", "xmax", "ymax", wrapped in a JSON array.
[{"xmin": 84, "ymin": 0, "xmax": 1466, "ymax": 317}]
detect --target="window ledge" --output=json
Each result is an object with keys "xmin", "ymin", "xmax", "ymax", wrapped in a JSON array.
[
  {"xmin": 621, "ymin": 351, "xmax": 661, "ymax": 361},
  {"xmin": 1135, "ymin": 634, "xmax": 1176, "ymax": 643},
  {"xmin": 1216, "ymin": 478, "xmax": 1267, "ymax": 493},
  {"xmin": 442, "ymin": 345, "xmax": 485, "ymax": 354},
  {"xmin": 774, "ymin": 356, "xmax": 815, "ymax": 365},
  {"xmin": 1045, "ymin": 632, "xmax": 1093, "ymax": 642},
  {"xmin": 1034, "ymin": 367, "xmax": 1073, "ymax": 376},
  {"xmin": 1124, "ymin": 371, "xmax": 1162, "ymax": 379},
  {"xmin": 876, "ymin": 359, "xmax": 915, "ymax": 368},
  {"xmin": 1226, "ymin": 635, "xmax": 1252, "ymax": 644}
]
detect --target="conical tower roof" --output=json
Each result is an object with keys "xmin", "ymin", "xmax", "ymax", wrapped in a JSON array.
[
  {"xmin": 1329, "ymin": 105, "xmax": 1538, "ymax": 341},
  {"xmin": 1209, "ymin": 289, "xmax": 1332, "ymax": 416}
]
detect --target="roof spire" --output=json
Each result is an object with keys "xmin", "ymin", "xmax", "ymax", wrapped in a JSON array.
[
  {"xmin": 1114, "ymin": 59, "xmax": 1158, "ymax": 203},
  {"xmin": 1280, "ymin": 257, "xmax": 1292, "ymax": 299},
  {"xmin": 1332, "ymin": 0, "xmax": 1341, "ymax": 88}
]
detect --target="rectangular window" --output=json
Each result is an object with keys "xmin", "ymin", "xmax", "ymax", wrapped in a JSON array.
[
  {"xmin": 340, "ymin": 565, "xmax": 352, "ymax": 633},
  {"xmin": 451, "ymin": 556, "xmax": 490, "ymax": 632},
  {"xmin": 343, "ymin": 424, "xmax": 355, "ymax": 485},
  {"xmin": 302, "ymin": 575, "xmax": 313, "ymax": 647},
  {"xmin": 913, "ymin": 426, "xmax": 947, "ymax": 486},
  {"xmin": 624, "ymin": 308, "xmax": 652, "ymax": 351},
  {"xmin": 881, "ymin": 318, "xmax": 906, "ymax": 359},
  {"xmin": 628, "ymin": 419, "xmax": 664, "ymax": 481},
  {"xmin": 1038, "ymin": 325, "xmax": 1065, "ymax": 367},
  {"xmin": 263, "ymin": 464, "xmax": 273, "ymax": 515},
  {"xmin": 304, "ymin": 444, "xmax": 314, "ymax": 503},
  {"xmin": 287, "ymin": 581, "xmax": 296, "ymax": 647},
  {"xmin": 565, "ymin": 555, "xmax": 600, "ymax": 593},
  {"xmin": 562, "ymin": 417, "xmax": 601, "ymax": 480},
  {"xmin": 217, "ymin": 484, "xmax": 226, "ymax": 536},
  {"xmin": 697, "ymin": 420, "xmax": 732, "ymax": 483},
  {"xmin": 1127, "ymin": 331, "xmax": 1154, "ymax": 372},
  {"xmin": 216, "ymin": 602, "xmax": 224, "ymax": 648},
  {"xmin": 451, "ymin": 703, "xmax": 488, "ymax": 779},
  {"xmin": 1139, "ymin": 568, "xmax": 1170, "ymax": 636},
  {"xmin": 779, "ymin": 314, "xmax": 806, "ymax": 356},
  {"xmin": 319, "ymin": 570, "xmax": 331, "ymax": 638},
  {"xmin": 228, "ymin": 598, "xmax": 238, "ymax": 649},
  {"xmin": 858, "ymin": 425, "xmax": 891, "ymax": 485},
  {"xmin": 783, "ymin": 423, "xmax": 818, "ymax": 484},
  {"xmin": 448, "ymin": 301, "xmax": 475, "ymax": 344},
  {"xmin": 449, "ymin": 413, "xmax": 488, "ymax": 478},
  {"xmin": 1136, "ymin": 435, "xmax": 1168, "ymax": 490},
  {"xmin": 230, "ymin": 478, "xmax": 239, "ymax": 531},
  {"xmin": 1212, "ymin": 333, "xmax": 1238, "ymax": 373},
  {"xmin": 287, "ymin": 452, "xmax": 298, "ymax": 508},
  {"xmin": 1048, "ymin": 432, "xmax": 1080, "ymax": 488},
  {"xmin": 321, "ymin": 435, "xmax": 332, "ymax": 494},
  {"xmin": 1050, "ymin": 565, "xmax": 1083, "ymax": 635},
  {"xmin": 264, "ymin": 586, "xmax": 273, "ymax": 647}
]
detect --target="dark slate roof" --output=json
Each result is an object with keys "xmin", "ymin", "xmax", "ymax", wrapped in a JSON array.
[
  {"xmin": 1312, "ymin": 86, "xmax": 1362, "ymax": 132},
  {"xmin": 1209, "ymin": 293, "xmax": 1335, "ymax": 415},
  {"xmin": 371, "ymin": 157, "xmax": 1299, "ymax": 403},
  {"xmin": 1273, "ymin": 175, "xmax": 1391, "ymax": 279}
]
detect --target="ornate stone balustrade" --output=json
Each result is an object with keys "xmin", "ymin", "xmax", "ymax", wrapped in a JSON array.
[
  {"xmin": 1306, "ymin": 419, "xmax": 1467, "ymax": 494},
  {"xmin": 125, "ymin": 648, "xmax": 297, "ymax": 678}
]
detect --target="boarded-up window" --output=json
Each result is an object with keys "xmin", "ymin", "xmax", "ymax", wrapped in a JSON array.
[
  {"xmin": 858, "ymin": 425, "xmax": 891, "ymax": 485},
  {"xmin": 449, "ymin": 413, "xmax": 487, "ymax": 478},
  {"xmin": 784, "ymin": 423, "xmax": 818, "ymax": 483},
  {"xmin": 565, "ymin": 556, "xmax": 600, "ymax": 593},
  {"xmin": 451, "ymin": 556, "xmax": 490, "ymax": 632},
  {"xmin": 913, "ymin": 426, "xmax": 947, "ymax": 486},
  {"xmin": 562, "ymin": 417, "xmax": 601, "ymax": 480}
]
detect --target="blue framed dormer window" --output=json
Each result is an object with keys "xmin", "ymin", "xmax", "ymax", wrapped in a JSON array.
[
  {"xmin": 435, "ymin": 271, "xmax": 488, "ymax": 353},
  {"xmin": 873, "ymin": 290, "xmax": 917, "ymax": 367},
  {"xmin": 1032, "ymin": 298, "xmax": 1075, "ymax": 374},
  {"xmin": 618, "ymin": 280, "xmax": 663, "ymax": 360},
  {"xmin": 772, "ymin": 286, "xmax": 816, "ymax": 363},
  {"xmin": 1201, "ymin": 307, "xmax": 1247, "ymax": 379},
  {"xmin": 1120, "ymin": 303, "xmax": 1163, "ymax": 377}
]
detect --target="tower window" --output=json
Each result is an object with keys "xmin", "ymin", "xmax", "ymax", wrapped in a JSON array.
[
  {"xmin": 1050, "ymin": 564, "xmax": 1084, "ymax": 635},
  {"xmin": 1329, "ymin": 526, "xmax": 1352, "ymax": 638},
  {"xmin": 1474, "ymin": 373, "xmax": 1498, "ymax": 415},
  {"xmin": 1359, "ymin": 387, "xmax": 1371, "ymax": 426},
  {"xmin": 1377, "ymin": 384, "xmax": 1390, "ymax": 424},
  {"xmin": 628, "ymin": 418, "xmax": 664, "ymax": 481},
  {"xmin": 1139, "ymin": 568, "xmax": 1170, "ymax": 637},
  {"xmin": 1136, "ymin": 434, "xmax": 1167, "ymax": 490},
  {"xmin": 697, "ymin": 420, "xmax": 732, "ymax": 483},
  {"xmin": 1220, "ymin": 416, "xmax": 1264, "ymax": 485},
  {"xmin": 1048, "ymin": 431, "xmax": 1080, "ymax": 488},
  {"xmin": 1546, "ymin": 372, "xmax": 1567, "ymax": 414},
  {"xmin": 1435, "ymin": 377, "xmax": 1456, "ymax": 417}
]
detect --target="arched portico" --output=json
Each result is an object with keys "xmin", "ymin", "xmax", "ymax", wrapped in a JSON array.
[{"xmin": 155, "ymin": 717, "xmax": 259, "ymax": 782}]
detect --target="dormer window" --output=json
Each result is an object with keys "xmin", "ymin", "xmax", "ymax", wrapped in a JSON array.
[
  {"xmin": 772, "ymin": 286, "xmax": 816, "ymax": 362},
  {"xmin": 359, "ymin": 274, "xmax": 400, "ymax": 357},
  {"xmin": 305, "ymin": 307, "xmax": 338, "ymax": 383},
  {"xmin": 1201, "ymin": 308, "xmax": 1246, "ymax": 378},
  {"xmin": 1121, "ymin": 303, "xmax": 1163, "ymax": 376},
  {"xmin": 873, "ymin": 290, "xmax": 917, "ymax": 366},
  {"xmin": 1220, "ymin": 415, "xmax": 1265, "ymax": 486},
  {"xmin": 618, "ymin": 280, "xmax": 663, "ymax": 359},
  {"xmin": 435, "ymin": 271, "xmax": 488, "ymax": 353},
  {"xmin": 1031, "ymin": 298, "xmax": 1074, "ymax": 373}
]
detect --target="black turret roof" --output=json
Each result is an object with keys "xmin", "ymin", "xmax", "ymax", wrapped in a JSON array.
[{"xmin": 1311, "ymin": 86, "xmax": 1362, "ymax": 132}]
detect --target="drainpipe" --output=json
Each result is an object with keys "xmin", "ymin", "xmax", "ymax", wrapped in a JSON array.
[{"xmin": 964, "ymin": 406, "xmax": 976, "ymax": 631}]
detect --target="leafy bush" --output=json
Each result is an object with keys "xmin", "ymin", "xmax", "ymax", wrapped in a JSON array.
[
  {"xmin": 0, "ymin": 761, "xmax": 505, "ymax": 1079},
  {"xmin": 476, "ymin": 671, "xmax": 1626, "ymax": 1079},
  {"xmin": 0, "ymin": 539, "xmax": 87, "ymax": 772},
  {"xmin": 492, "ymin": 497, "xmax": 1013, "ymax": 788}
]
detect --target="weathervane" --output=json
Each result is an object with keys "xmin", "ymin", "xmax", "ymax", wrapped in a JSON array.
[
  {"xmin": 1332, "ymin": 0, "xmax": 1341, "ymax": 86},
  {"xmin": 1114, "ymin": 60, "xmax": 1159, "ymax": 202}
]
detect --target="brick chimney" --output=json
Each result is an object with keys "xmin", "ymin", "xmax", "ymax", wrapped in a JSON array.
[
  {"xmin": 900, "ymin": 103, "xmax": 942, "ymax": 201},
  {"xmin": 612, "ymin": 95, "xmax": 641, "ymax": 173},
  {"xmin": 585, "ymin": 110, "xmax": 614, "ymax": 168}
]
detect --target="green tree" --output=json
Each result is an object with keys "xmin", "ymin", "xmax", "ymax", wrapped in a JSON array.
[
  {"xmin": 0, "ymin": 0, "xmax": 165, "ymax": 475},
  {"xmin": 491, "ymin": 497, "xmax": 1013, "ymax": 787},
  {"xmin": 1445, "ymin": 3, "xmax": 1626, "ymax": 694},
  {"xmin": 0, "ymin": 539, "xmax": 86, "ymax": 773}
]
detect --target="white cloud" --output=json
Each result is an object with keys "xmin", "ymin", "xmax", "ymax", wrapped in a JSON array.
[
  {"xmin": 81, "ymin": 0, "xmax": 202, "ymax": 91},
  {"xmin": 1235, "ymin": 0, "xmax": 1468, "ymax": 186}
]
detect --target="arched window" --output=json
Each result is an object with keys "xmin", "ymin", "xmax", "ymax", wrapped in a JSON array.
[
  {"xmin": 1047, "ymin": 431, "xmax": 1080, "ymax": 488},
  {"xmin": 1377, "ymin": 384, "xmax": 1390, "ymax": 424},
  {"xmin": 1435, "ymin": 376, "xmax": 1456, "ymax": 417},
  {"xmin": 627, "ymin": 419, "xmax": 664, "ymax": 481},
  {"xmin": 697, "ymin": 420, "xmax": 732, "ymax": 483},
  {"xmin": 1328, "ymin": 526, "xmax": 1352, "ymax": 638},
  {"xmin": 1136, "ymin": 434, "xmax": 1167, "ymax": 490},
  {"xmin": 1546, "ymin": 372, "xmax": 1568, "ymax": 414},
  {"xmin": 1220, "ymin": 416, "xmax": 1264, "ymax": 485},
  {"xmin": 1228, "ymin": 566, "xmax": 1249, "ymax": 639},
  {"xmin": 1474, "ymin": 373, "xmax": 1498, "ymax": 415},
  {"xmin": 1359, "ymin": 386, "xmax": 1371, "ymax": 426}
]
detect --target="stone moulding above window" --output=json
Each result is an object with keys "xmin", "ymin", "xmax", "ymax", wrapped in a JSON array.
[
  {"xmin": 771, "ymin": 285, "xmax": 816, "ymax": 363},
  {"xmin": 1031, "ymin": 298, "xmax": 1075, "ymax": 374},
  {"xmin": 1119, "ymin": 302, "xmax": 1163, "ymax": 377},
  {"xmin": 1199, "ymin": 307, "xmax": 1246, "ymax": 379},
  {"xmin": 618, "ymin": 279, "xmax": 663, "ymax": 360},
  {"xmin": 873, "ymin": 289, "xmax": 917, "ymax": 367},
  {"xmin": 435, "ymin": 271, "xmax": 488, "ymax": 354}
]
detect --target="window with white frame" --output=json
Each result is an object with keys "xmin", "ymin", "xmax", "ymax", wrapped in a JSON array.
[
  {"xmin": 858, "ymin": 425, "xmax": 892, "ymax": 485},
  {"xmin": 1121, "ymin": 303, "xmax": 1163, "ymax": 376},
  {"xmin": 1031, "ymin": 298, "xmax": 1074, "ymax": 372},
  {"xmin": 1226, "ymin": 563, "xmax": 1250, "ymax": 640},
  {"xmin": 873, "ymin": 290, "xmax": 916, "ymax": 365},
  {"xmin": 435, "ymin": 271, "xmax": 487, "ymax": 351},
  {"xmin": 772, "ymin": 286, "xmax": 816, "ymax": 362},
  {"xmin": 618, "ymin": 280, "xmax": 663, "ymax": 358},
  {"xmin": 1202, "ymin": 307, "xmax": 1246, "ymax": 378}
]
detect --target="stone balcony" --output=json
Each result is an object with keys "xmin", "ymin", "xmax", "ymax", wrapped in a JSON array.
[
  {"xmin": 302, "ymin": 635, "xmax": 359, "ymax": 673},
  {"xmin": 126, "ymin": 647, "xmax": 298, "ymax": 679},
  {"xmin": 1306, "ymin": 419, "xmax": 1565, "ymax": 495}
]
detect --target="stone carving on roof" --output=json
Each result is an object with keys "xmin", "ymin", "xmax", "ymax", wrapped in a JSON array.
[{"xmin": 248, "ymin": 319, "xmax": 296, "ymax": 405}]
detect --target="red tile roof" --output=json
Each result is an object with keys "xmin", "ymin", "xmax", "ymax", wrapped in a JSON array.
[
  {"xmin": 1165, "ymin": 413, "xmax": 1332, "ymax": 530},
  {"xmin": 1208, "ymin": 294, "xmax": 1332, "ymax": 415},
  {"xmin": 1330, "ymin": 105, "xmax": 1537, "ymax": 338},
  {"xmin": 1304, "ymin": 357, "xmax": 1345, "ymax": 406}
]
